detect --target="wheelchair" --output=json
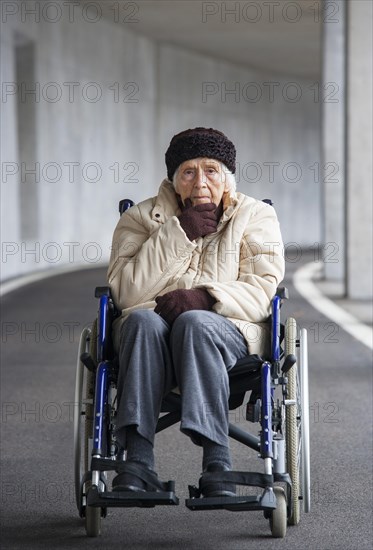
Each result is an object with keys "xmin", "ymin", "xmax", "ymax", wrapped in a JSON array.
[{"xmin": 73, "ymin": 199, "xmax": 311, "ymax": 539}]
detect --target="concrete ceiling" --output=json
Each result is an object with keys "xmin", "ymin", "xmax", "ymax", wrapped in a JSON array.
[{"xmin": 93, "ymin": 0, "xmax": 322, "ymax": 79}]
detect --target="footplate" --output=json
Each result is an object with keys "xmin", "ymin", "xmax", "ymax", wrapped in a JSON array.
[
  {"xmin": 186, "ymin": 487, "xmax": 276, "ymax": 511},
  {"xmin": 186, "ymin": 470, "xmax": 278, "ymax": 512},
  {"xmin": 87, "ymin": 485, "xmax": 179, "ymax": 508}
]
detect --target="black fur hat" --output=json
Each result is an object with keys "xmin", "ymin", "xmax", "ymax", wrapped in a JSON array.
[{"xmin": 165, "ymin": 127, "xmax": 236, "ymax": 180}]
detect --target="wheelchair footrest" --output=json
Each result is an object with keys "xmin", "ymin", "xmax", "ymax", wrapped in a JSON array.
[
  {"xmin": 186, "ymin": 487, "xmax": 276, "ymax": 512},
  {"xmin": 186, "ymin": 470, "xmax": 277, "ymax": 512},
  {"xmin": 87, "ymin": 485, "xmax": 179, "ymax": 508}
]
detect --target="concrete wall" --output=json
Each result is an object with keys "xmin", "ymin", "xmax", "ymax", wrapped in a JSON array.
[{"xmin": 1, "ymin": 5, "xmax": 321, "ymax": 281}]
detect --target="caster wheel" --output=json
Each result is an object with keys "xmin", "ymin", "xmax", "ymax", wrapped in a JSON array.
[
  {"xmin": 270, "ymin": 487, "xmax": 287, "ymax": 538},
  {"xmin": 85, "ymin": 503, "xmax": 101, "ymax": 537}
]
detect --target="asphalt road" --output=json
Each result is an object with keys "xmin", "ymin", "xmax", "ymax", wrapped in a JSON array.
[{"xmin": 1, "ymin": 256, "xmax": 372, "ymax": 549}]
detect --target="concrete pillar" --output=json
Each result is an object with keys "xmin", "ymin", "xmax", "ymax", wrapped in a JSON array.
[
  {"xmin": 322, "ymin": 0, "xmax": 346, "ymax": 281},
  {"xmin": 346, "ymin": 0, "xmax": 373, "ymax": 299},
  {"xmin": 0, "ymin": 26, "xmax": 21, "ymax": 278}
]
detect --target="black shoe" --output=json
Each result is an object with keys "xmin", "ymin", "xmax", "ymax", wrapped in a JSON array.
[
  {"xmin": 112, "ymin": 461, "xmax": 159, "ymax": 493},
  {"xmin": 200, "ymin": 463, "xmax": 236, "ymax": 498},
  {"xmin": 112, "ymin": 472, "xmax": 147, "ymax": 492}
]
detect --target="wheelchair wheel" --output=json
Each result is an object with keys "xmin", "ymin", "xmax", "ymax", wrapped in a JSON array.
[
  {"xmin": 74, "ymin": 325, "xmax": 91, "ymax": 515},
  {"xmin": 285, "ymin": 318, "xmax": 300, "ymax": 525},
  {"xmin": 299, "ymin": 328, "xmax": 311, "ymax": 513},
  {"xmin": 270, "ymin": 487, "xmax": 287, "ymax": 538},
  {"xmin": 73, "ymin": 322, "xmax": 99, "ymax": 517},
  {"xmin": 285, "ymin": 319, "xmax": 311, "ymax": 525}
]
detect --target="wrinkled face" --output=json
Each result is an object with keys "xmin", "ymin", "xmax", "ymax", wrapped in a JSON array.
[{"xmin": 174, "ymin": 157, "xmax": 229, "ymax": 208}]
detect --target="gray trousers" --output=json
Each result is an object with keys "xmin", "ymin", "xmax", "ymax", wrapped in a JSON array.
[{"xmin": 116, "ymin": 309, "xmax": 248, "ymax": 449}]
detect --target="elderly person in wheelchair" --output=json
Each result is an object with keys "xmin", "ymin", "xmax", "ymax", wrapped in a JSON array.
[{"xmin": 107, "ymin": 127, "xmax": 285, "ymax": 497}]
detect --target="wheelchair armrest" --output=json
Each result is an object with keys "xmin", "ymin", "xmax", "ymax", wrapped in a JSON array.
[
  {"xmin": 94, "ymin": 286, "xmax": 121, "ymax": 362},
  {"xmin": 95, "ymin": 286, "xmax": 121, "ymax": 318},
  {"xmin": 270, "ymin": 287, "xmax": 289, "ymax": 363},
  {"xmin": 95, "ymin": 286, "xmax": 112, "ymax": 299},
  {"xmin": 271, "ymin": 291, "xmax": 284, "ymax": 363}
]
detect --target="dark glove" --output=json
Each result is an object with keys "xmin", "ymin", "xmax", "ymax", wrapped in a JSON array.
[
  {"xmin": 177, "ymin": 198, "xmax": 218, "ymax": 241},
  {"xmin": 154, "ymin": 288, "xmax": 216, "ymax": 325}
]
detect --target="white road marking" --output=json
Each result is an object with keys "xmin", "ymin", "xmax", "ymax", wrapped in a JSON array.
[{"xmin": 293, "ymin": 262, "xmax": 373, "ymax": 351}]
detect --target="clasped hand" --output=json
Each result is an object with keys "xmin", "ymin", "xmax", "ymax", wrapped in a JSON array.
[
  {"xmin": 154, "ymin": 288, "xmax": 216, "ymax": 325},
  {"xmin": 177, "ymin": 198, "xmax": 218, "ymax": 241}
]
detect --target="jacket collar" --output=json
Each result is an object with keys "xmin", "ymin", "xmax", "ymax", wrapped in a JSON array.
[
  {"xmin": 151, "ymin": 178, "xmax": 239, "ymax": 226},
  {"xmin": 151, "ymin": 179, "xmax": 180, "ymax": 223}
]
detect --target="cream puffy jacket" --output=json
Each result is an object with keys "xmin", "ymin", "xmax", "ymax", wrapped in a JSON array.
[{"xmin": 107, "ymin": 179, "xmax": 285, "ymax": 357}]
